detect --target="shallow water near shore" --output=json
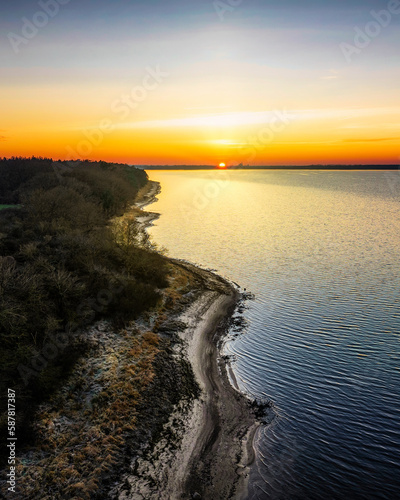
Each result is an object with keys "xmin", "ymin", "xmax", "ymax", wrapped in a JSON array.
[{"xmin": 146, "ymin": 170, "xmax": 400, "ymax": 500}]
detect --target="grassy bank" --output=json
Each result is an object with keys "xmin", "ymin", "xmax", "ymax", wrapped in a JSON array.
[
  {"xmin": 8, "ymin": 261, "xmax": 205, "ymax": 499},
  {"xmin": 0, "ymin": 158, "xmax": 170, "ymax": 471}
]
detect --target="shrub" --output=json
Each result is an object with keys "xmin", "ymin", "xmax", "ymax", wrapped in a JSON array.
[{"xmin": 0, "ymin": 158, "xmax": 169, "ymax": 468}]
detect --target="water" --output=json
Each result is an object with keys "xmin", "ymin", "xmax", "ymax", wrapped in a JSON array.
[{"xmin": 146, "ymin": 170, "xmax": 400, "ymax": 500}]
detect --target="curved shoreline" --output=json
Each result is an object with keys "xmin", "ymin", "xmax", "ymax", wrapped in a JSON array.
[
  {"xmin": 121, "ymin": 181, "xmax": 258, "ymax": 499},
  {"xmin": 173, "ymin": 261, "xmax": 258, "ymax": 500},
  {"xmin": 0, "ymin": 176, "xmax": 258, "ymax": 500}
]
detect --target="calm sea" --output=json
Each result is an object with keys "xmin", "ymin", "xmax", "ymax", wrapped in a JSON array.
[{"xmin": 146, "ymin": 170, "xmax": 400, "ymax": 500}]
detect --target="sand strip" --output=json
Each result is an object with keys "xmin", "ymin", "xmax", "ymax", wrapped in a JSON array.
[
  {"xmin": 114, "ymin": 259, "xmax": 257, "ymax": 500},
  {"xmin": 113, "ymin": 182, "xmax": 258, "ymax": 500}
]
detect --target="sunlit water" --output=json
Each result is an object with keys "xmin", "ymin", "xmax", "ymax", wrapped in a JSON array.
[{"xmin": 146, "ymin": 170, "xmax": 400, "ymax": 500}]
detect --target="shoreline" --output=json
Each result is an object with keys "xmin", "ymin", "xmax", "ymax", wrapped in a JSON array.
[
  {"xmin": 172, "ymin": 261, "xmax": 258, "ymax": 500},
  {"xmin": 134, "ymin": 179, "xmax": 161, "ymax": 210},
  {"xmin": 115, "ymin": 181, "xmax": 258, "ymax": 499},
  {"xmin": 0, "ymin": 176, "xmax": 259, "ymax": 499},
  {"xmin": 132, "ymin": 180, "xmax": 161, "ymax": 235}
]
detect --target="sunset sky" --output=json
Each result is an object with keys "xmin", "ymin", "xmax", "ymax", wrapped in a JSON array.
[{"xmin": 1, "ymin": 0, "xmax": 400, "ymax": 165}]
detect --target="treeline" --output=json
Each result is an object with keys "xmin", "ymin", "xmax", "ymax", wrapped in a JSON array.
[
  {"xmin": 0, "ymin": 157, "xmax": 147, "ymax": 208},
  {"xmin": 0, "ymin": 158, "xmax": 169, "ymax": 456},
  {"xmin": 141, "ymin": 164, "xmax": 399, "ymax": 170}
]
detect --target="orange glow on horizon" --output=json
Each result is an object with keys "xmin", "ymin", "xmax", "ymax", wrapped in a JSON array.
[
  {"xmin": 1, "ymin": 90, "xmax": 399, "ymax": 165},
  {"xmin": 1, "ymin": 4, "xmax": 400, "ymax": 167}
]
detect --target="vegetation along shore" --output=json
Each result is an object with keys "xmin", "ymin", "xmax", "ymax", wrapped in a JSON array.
[{"xmin": 0, "ymin": 158, "xmax": 264, "ymax": 499}]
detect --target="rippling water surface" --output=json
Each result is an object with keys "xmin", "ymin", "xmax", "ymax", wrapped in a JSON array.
[{"xmin": 146, "ymin": 170, "xmax": 400, "ymax": 499}]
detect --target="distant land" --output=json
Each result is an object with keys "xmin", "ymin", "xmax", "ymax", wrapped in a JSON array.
[{"xmin": 135, "ymin": 165, "xmax": 399, "ymax": 170}]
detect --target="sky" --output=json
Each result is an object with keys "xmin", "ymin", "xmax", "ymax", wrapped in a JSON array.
[{"xmin": 1, "ymin": 0, "xmax": 399, "ymax": 165}]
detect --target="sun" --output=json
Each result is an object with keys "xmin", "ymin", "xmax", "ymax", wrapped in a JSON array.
[{"xmin": 218, "ymin": 162, "xmax": 226, "ymax": 169}]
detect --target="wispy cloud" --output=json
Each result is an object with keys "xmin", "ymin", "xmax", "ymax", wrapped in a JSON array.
[
  {"xmin": 321, "ymin": 69, "xmax": 339, "ymax": 80},
  {"xmin": 321, "ymin": 75, "xmax": 338, "ymax": 80},
  {"xmin": 115, "ymin": 111, "xmax": 289, "ymax": 129},
  {"xmin": 295, "ymin": 107, "xmax": 400, "ymax": 121},
  {"xmin": 340, "ymin": 123, "xmax": 400, "ymax": 130},
  {"xmin": 343, "ymin": 137, "xmax": 400, "ymax": 143},
  {"xmin": 184, "ymin": 106, "xmax": 232, "ymax": 111},
  {"xmin": 115, "ymin": 107, "xmax": 400, "ymax": 130}
]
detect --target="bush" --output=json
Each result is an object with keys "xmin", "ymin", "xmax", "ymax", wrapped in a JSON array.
[
  {"xmin": 24, "ymin": 186, "xmax": 105, "ymax": 234},
  {"xmin": 0, "ymin": 158, "xmax": 169, "ymax": 466}
]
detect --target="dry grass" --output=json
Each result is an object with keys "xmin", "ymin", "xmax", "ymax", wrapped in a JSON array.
[
  {"xmin": 0, "ymin": 205, "xmax": 209, "ymax": 499},
  {"xmin": 13, "ymin": 263, "xmax": 196, "ymax": 499},
  {"xmin": 16, "ymin": 326, "xmax": 160, "ymax": 499}
]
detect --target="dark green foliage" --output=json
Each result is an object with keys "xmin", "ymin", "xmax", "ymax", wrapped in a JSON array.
[
  {"xmin": 24, "ymin": 185, "xmax": 106, "ymax": 234},
  {"xmin": 0, "ymin": 158, "xmax": 168, "ymax": 463},
  {"xmin": 120, "ymin": 246, "xmax": 170, "ymax": 289},
  {"xmin": 0, "ymin": 156, "xmax": 148, "ymax": 209},
  {"xmin": 0, "ymin": 156, "xmax": 53, "ymax": 204}
]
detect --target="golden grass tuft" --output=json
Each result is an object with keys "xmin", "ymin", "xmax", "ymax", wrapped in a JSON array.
[
  {"xmin": 12, "ymin": 260, "xmax": 196, "ymax": 499},
  {"xmin": 16, "ymin": 326, "xmax": 162, "ymax": 498}
]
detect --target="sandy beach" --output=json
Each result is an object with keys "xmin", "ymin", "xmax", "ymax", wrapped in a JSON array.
[
  {"xmin": 113, "ymin": 262, "xmax": 258, "ymax": 500},
  {"xmin": 172, "ymin": 261, "xmax": 258, "ymax": 500},
  {"xmin": 113, "ymin": 182, "xmax": 258, "ymax": 499}
]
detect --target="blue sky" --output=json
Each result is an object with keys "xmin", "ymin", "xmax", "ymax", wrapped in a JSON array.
[{"xmin": 1, "ymin": 0, "xmax": 399, "ymax": 164}]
